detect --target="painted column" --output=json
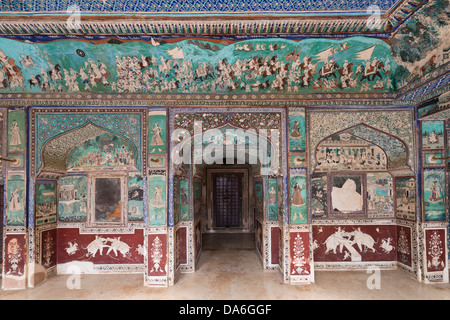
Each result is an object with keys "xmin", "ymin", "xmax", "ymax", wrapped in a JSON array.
[
  {"xmin": 146, "ymin": 107, "xmax": 169, "ymax": 287},
  {"xmin": 2, "ymin": 107, "xmax": 27, "ymax": 290},
  {"xmin": 287, "ymin": 107, "xmax": 313, "ymax": 284},
  {"xmin": 419, "ymin": 119, "xmax": 448, "ymax": 283}
]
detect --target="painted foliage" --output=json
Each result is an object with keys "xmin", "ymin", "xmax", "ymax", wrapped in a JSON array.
[
  {"xmin": 35, "ymin": 180, "xmax": 57, "ymax": 225},
  {"xmin": 397, "ymin": 225, "xmax": 412, "ymax": 267},
  {"xmin": 148, "ymin": 234, "xmax": 167, "ymax": 277},
  {"xmin": 67, "ymin": 132, "xmax": 138, "ymax": 170},
  {"xmin": 0, "ymin": 36, "xmax": 397, "ymax": 94},
  {"xmin": 423, "ymin": 168, "xmax": 446, "ymax": 221},
  {"xmin": 290, "ymin": 232, "xmax": 311, "ymax": 276},
  {"xmin": 391, "ymin": 0, "xmax": 450, "ymax": 88},
  {"xmin": 311, "ymin": 173, "xmax": 327, "ymax": 218},
  {"xmin": 366, "ymin": 172, "xmax": 394, "ymax": 218},
  {"xmin": 395, "ymin": 176, "xmax": 416, "ymax": 221}
]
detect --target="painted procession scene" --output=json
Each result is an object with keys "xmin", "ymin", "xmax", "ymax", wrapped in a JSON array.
[{"xmin": 0, "ymin": 35, "xmax": 397, "ymax": 94}]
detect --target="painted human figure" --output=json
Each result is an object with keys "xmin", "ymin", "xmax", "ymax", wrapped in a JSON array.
[
  {"xmin": 151, "ymin": 186, "xmax": 164, "ymax": 208},
  {"xmin": 428, "ymin": 130, "xmax": 438, "ymax": 144},
  {"xmin": 8, "ymin": 188, "xmax": 21, "ymax": 211},
  {"xmin": 180, "ymin": 188, "xmax": 188, "ymax": 206},
  {"xmin": 428, "ymin": 181, "xmax": 442, "ymax": 203},
  {"xmin": 150, "ymin": 122, "xmax": 164, "ymax": 152},
  {"xmin": 292, "ymin": 182, "xmax": 305, "ymax": 206},
  {"xmin": 9, "ymin": 120, "xmax": 22, "ymax": 147},
  {"xmin": 290, "ymin": 120, "xmax": 302, "ymax": 140}
]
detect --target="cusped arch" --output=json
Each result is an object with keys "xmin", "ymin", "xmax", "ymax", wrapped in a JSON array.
[
  {"xmin": 314, "ymin": 123, "xmax": 410, "ymax": 172},
  {"xmin": 40, "ymin": 122, "xmax": 138, "ymax": 176}
]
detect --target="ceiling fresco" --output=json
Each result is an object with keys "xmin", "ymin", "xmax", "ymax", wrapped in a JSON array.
[{"xmin": 0, "ymin": 36, "xmax": 397, "ymax": 94}]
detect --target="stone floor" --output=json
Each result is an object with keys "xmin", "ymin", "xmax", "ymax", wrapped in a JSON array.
[{"xmin": 0, "ymin": 247, "xmax": 448, "ymax": 300}]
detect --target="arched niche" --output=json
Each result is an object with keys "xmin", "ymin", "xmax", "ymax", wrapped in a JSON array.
[
  {"xmin": 312, "ymin": 123, "xmax": 412, "ymax": 219},
  {"xmin": 39, "ymin": 122, "xmax": 143, "ymax": 226}
]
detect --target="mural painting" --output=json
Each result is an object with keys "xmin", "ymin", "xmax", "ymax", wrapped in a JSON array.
[
  {"xmin": 313, "ymin": 225, "xmax": 396, "ymax": 262},
  {"xmin": 58, "ymin": 229, "xmax": 145, "ymax": 266},
  {"xmin": 268, "ymin": 179, "xmax": 278, "ymax": 220},
  {"xmin": 425, "ymin": 229, "xmax": 446, "ymax": 273},
  {"xmin": 288, "ymin": 108, "xmax": 306, "ymax": 152},
  {"xmin": 421, "ymin": 120, "xmax": 445, "ymax": 150},
  {"xmin": 255, "ymin": 180, "xmax": 264, "ymax": 218},
  {"xmin": 35, "ymin": 180, "xmax": 57, "ymax": 225},
  {"xmin": 311, "ymin": 173, "xmax": 327, "ymax": 218},
  {"xmin": 397, "ymin": 225, "xmax": 412, "ymax": 267},
  {"xmin": 423, "ymin": 168, "xmax": 446, "ymax": 221},
  {"xmin": 149, "ymin": 112, "xmax": 167, "ymax": 154},
  {"xmin": 366, "ymin": 172, "xmax": 394, "ymax": 218},
  {"xmin": 41, "ymin": 228, "xmax": 57, "ymax": 270},
  {"xmin": 58, "ymin": 175, "xmax": 88, "ymax": 222},
  {"xmin": 128, "ymin": 173, "xmax": 144, "ymax": 222},
  {"xmin": 290, "ymin": 232, "xmax": 310, "ymax": 276},
  {"xmin": 6, "ymin": 172, "xmax": 26, "ymax": 226},
  {"xmin": 3, "ymin": 234, "xmax": 26, "ymax": 280},
  {"xmin": 7, "ymin": 110, "xmax": 25, "ymax": 154},
  {"xmin": 180, "ymin": 180, "xmax": 190, "ymax": 221},
  {"xmin": 66, "ymin": 132, "xmax": 138, "ymax": 171},
  {"xmin": 395, "ymin": 177, "xmax": 416, "ymax": 221},
  {"xmin": 0, "ymin": 36, "xmax": 397, "ymax": 95},
  {"xmin": 148, "ymin": 174, "xmax": 166, "ymax": 225},
  {"xmin": 289, "ymin": 171, "xmax": 307, "ymax": 224},
  {"xmin": 391, "ymin": 0, "xmax": 450, "ymax": 88},
  {"xmin": 148, "ymin": 234, "xmax": 167, "ymax": 277}
]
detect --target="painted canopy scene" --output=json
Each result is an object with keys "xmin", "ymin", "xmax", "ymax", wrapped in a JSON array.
[{"xmin": 0, "ymin": 36, "xmax": 397, "ymax": 94}]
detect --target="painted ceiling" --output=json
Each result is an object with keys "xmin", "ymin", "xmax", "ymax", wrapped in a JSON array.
[{"xmin": 0, "ymin": 0, "xmax": 403, "ymax": 15}]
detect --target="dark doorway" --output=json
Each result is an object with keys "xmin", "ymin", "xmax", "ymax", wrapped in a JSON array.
[{"xmin": 212, "ymin": 173, "xmax": 243, "ymax": 228}]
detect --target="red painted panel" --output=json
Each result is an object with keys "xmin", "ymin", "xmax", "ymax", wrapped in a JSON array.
[
  {"xmin": 425, "ymin": 229, "xmax": 446, "ymax": 272},
  {"xmin": 271, "ymin": 227, "xmax": 280, "ymax": 265},
  {"xmin": 313, "ymin": 225, "xmax": 396, "ymax": 262},
  {"xmin": 57, "ymin": 228, "xmax": 144, "ymax": 264},
  {"xmin": 178, "ymin": 226, "xmax": 187, "ymax": 265},
  {"xmin": 4, "ymin": 234, "xmax": 26, "ymax": 277},
  {"xmin": 41, "ymin": 228, "xmax": 57, "ymax": 269},
  {"xmin": 148, "ymin": 233, "xmax": 167, "ymax": 276},
  {"xmin": 290, "ymin": 232, "xmax": 310, "ymax": 275},
  {"xmin": 396, "ymin": 225, "xmax": 412, "ymax": 267}
]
